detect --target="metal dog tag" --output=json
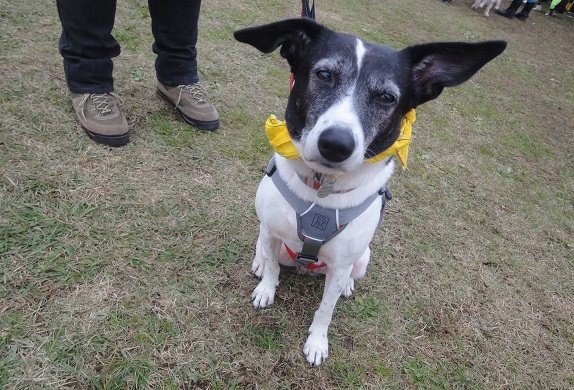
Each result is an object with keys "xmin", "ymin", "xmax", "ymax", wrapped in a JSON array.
[{"xmin": 317, "ymin": 176, "xmax": 337, "ymax": 198}]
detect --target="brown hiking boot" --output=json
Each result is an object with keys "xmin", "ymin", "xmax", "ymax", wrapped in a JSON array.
[
  {"xmin": 71, "ymin": 92, "xmax": 129, "ymax": 146},
  {"xmin": 156, "ymin": 82, "xmax": 219, "ymax": 131}
]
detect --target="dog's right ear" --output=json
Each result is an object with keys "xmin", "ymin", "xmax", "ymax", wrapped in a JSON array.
[{"xmin": 234, "ymin": 18, "xmax": 325, "ymax": 71}]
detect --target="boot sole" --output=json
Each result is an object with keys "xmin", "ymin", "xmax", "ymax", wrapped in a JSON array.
[
  {"xmin": 84, "ymin": 128, "xmax": 130, "ymax": 146},
  {"xmin": 156, "ymin": 89, "xmax": 219, "ymax": 131}
]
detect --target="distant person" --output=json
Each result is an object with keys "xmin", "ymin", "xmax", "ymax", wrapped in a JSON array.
[
  {"xmin": 56, "ymin": 0, "xmax": 220, "ymax": 146},
  {"xmin": 495, "ymin": 0, "xmax": 537, "ymax": 20},
  {"xmin": 546, "ymin": 0, "xmax": 569, "ymax": 15}
]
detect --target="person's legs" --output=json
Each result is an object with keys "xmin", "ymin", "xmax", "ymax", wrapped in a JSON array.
[
  {"xmin": 149, "ymin": 0, "xmax": 219, "ymax": 131},
  {"xmin": 495, "ymin": 0, "xmax": 523, "ymax": 17},
  {"xmin": 546, "ymin": 0, "xmax": 562, "ymax": 13},
  {"xmin": 56, "ymin": 0, "xmax": 119, "ymax": 93},
  {"xmin": 56, "ymin": 0, "xmax": 129, "ymax": 146},
  {"xmin": 149, "ymin": 0, "xmax": 200, "ymax": 86},
  {"xmin": 516, "ymin": 0, "xmax": 537, "ymax": 19}
]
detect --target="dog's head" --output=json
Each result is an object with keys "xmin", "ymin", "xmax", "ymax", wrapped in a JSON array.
[{"xmin": 235, "ymin": 19, "xmax": 506, "ymax": 174}]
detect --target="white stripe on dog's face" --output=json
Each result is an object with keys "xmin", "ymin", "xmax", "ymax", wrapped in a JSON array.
[
  {"xmin": 299, "ymin": 38, "xmax": 367, "ymax": 173},
  {"xmin": 356, "ymin": 39, "xmax": 366, "ymax": 71}
]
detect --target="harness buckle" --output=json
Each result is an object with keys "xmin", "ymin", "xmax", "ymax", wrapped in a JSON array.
[
  {"xmin": 379, "ymin": 187, "xmax": 392, "ymax": 200},
  {"xmin": 294, "ymin": 253, "xmax": 320, "ymax": 268}
]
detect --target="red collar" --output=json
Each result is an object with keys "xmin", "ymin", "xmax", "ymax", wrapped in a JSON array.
[{"xmin": 297, "ymin": 172, "xmax": 354, "ymax": 197}]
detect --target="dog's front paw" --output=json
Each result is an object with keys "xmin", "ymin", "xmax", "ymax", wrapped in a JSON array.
[
  {"xmin": 303, "ymin": 332, "xmax": 329, "ymax": 366},
  {"xmin": 251, "ymin": 281, "xmax": 276, "ymax": 309},
  {"xmin": 341, "ymin": 278, "xmax": 355, "ymax": 298}
]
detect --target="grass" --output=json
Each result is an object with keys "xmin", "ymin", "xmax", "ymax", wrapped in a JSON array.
[{"xmin": 1, "ymin": 0, "xmax": 573, "ymax": 387}]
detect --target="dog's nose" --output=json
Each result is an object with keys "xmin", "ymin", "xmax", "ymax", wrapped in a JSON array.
[{"xmin": 318, "ymin": 127, "xmax": 356, "ymax": 163}]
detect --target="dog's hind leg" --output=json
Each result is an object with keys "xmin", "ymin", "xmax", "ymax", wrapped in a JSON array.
[
  {"xmin": 251, "ymin": 229, "xmax": 282, "ymax": 308},
  {"xmin": 304, "ymin": 264, "xmax": 353, "ymax": 366}
]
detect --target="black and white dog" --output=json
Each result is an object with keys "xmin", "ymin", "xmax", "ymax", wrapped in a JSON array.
[{"xmin": 234, "ymin": 18, "xmax": 506, "ymax": 366}]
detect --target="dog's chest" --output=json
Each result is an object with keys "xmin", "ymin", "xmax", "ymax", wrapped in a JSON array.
[{"xmin": 255, "ymin": 171, "xmax": 383, "ymax": 265}]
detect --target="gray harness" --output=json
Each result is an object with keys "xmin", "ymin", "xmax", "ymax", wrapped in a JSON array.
[{"xmin": 265, "ymin": 157, "xmax": 392, "ymax": 268}]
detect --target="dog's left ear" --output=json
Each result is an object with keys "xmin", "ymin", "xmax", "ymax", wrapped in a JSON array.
[
  {"xmin": 404, "ymin": 40, "xmax": 507, "ymax": 107},
  {"xmin": 234, "ymin": 18, "xmax": 325, "ymax": 71}
]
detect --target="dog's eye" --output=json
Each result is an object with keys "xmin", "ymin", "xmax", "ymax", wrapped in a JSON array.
[
  {"xmin": 316, "ymin": 70, "xmax": 332, "ymax": 82},
  {"xmin": 376, "ymin": 92, "xmax": 396, "ymax": 104}
]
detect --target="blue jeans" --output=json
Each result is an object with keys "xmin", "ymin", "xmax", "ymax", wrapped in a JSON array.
[{"xmin": 56, "ymin": 0, "xmax": 201, "ymax": 94}]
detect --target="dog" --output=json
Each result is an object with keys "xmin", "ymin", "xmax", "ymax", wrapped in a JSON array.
[
  {"xmin": 234, "ymin": 18, "xmax": 506, "ymax": 366},
  {"xmin": 471, "ymin": 0, "xmax": 502, "ymax": 17}
]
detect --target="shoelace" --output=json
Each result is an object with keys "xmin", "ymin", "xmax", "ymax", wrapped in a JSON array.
[
  {"xmin": 175, "ymin": 84, "xmax": 207, "ymax": 108},
  {"xmin": 78, "ymin": 92, "xmax": 119, "ymax": 122}
]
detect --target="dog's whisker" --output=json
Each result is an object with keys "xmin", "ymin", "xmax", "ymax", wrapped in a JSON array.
[{"xmin": 365, "ymin": 148, "xmax": 377, "ymax": 159}]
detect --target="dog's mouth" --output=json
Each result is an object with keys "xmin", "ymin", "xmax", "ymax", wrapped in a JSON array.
[
  {"xmin": 305, "ymin": 157, "xmax": 334, "ymax": 169},
  {"xmin": 304, "ymin": 157, "xmax": 355, "ymax": 175}
]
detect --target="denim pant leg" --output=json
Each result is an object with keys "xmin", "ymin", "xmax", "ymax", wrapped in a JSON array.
[
  {"xmin": 56, "ymin": 0, "xmax": 119, "ymax": 93},
  {"xmin": 148, "ymin": 0, "xmax": 201, "ymax": 86}
]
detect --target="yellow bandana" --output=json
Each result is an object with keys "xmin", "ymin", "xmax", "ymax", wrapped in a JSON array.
[{"xmin": 264, "ymin": 109, "xmax": 416, "ymax": 169}]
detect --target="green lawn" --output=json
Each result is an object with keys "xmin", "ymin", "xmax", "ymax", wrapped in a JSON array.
[{"xmin": 1, "ymin": 0, "xmax": 573, "ymax": 387}]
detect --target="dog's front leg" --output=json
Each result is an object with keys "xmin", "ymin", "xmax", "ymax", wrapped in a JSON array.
[
  {"xmin": 251, "ymin": 237, "xmax": 266, "ymax": 278},
  {"xmin": 304, "ymin": 265, "xmax": 353, "ymax": 366},
  {"xmin": 251, "ymin": 228, "xmax": 281, "ymax": 309}
]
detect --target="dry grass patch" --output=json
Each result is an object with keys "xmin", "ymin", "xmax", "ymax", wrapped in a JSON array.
[{"xmin": 1, "ymin": 0, "xmax": 573, "ymax": 388}]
